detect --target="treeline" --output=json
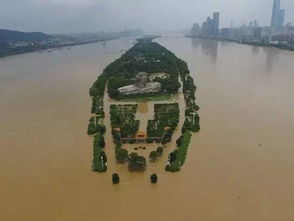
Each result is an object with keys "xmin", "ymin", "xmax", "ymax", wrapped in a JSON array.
[
  {"xmin": 88, "ymin": 78, "xmax": 107, "ymax": 172},
  {"xmin": 166, "ymin": 131, "xmax": 192, "ymax": 172},
  {"xmin": 92, "ymin": 127, "xmax": 107, "ymax": 172},
  {"xmin": 165, "ymin": 47, "xmax": 200, "ymax": 172}
]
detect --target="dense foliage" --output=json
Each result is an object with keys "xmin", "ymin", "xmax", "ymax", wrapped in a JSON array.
[
  {"xmin": 128, "ymin": 153, "xmax": 146, "ymax": 171},
  {"xmin": 165, "ymin": 131, "xmax": 192, "ymax": 172},
  {"xmin": 115, "ymin": 145, "xmax": 129, "ymax": 164},
  {"xmin": 149, "ymin": 151, "xmax": 159, "ymax": 162},
  {"xmin": 89, "ymin": 40, "xmax": 190, "ymax": 100},
  {"xmin": 110, "ymin": 104, "xmax": 139, "ymax": 138},
  {"xmin": 87, "ymin": 116, "xmax": 106, "ymax": 135},
  {"xmin": 92, "ymin": 130, "xmax": 107, "ymax": 172},
  {"xmin": 147, "ymin": 103, "xmax": 179, "ymax": 141}
]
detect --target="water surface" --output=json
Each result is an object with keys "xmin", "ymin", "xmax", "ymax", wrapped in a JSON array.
[{"xmin": 1, "ymin": 37, "xmax": 294, "ymax": 220}]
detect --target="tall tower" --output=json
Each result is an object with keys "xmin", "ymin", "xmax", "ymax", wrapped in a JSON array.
[
  {"xmin": 213, "ymin": 12, "xmax": 220, "ymax": 36},
  {"xmin": 271, "ymin": 0, "xmax": 281, "ymax": 30},
  {"xmin": 278, "ymin": 9, "xmax": 285, "ymax": 30}
]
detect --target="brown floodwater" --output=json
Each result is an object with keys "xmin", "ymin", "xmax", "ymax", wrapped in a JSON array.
[{"xmin": 1, "ymin": 37, "xmax": 294, "ymax": 220}]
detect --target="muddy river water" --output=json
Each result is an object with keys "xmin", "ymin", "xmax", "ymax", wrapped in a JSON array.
[{"xmin": 1, "ymin": 37, "xmax": 294, "ymax": 220}]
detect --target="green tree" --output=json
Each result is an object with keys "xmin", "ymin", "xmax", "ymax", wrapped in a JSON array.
[
  {"xmin": 156, "ymin": 146, "xmax": 163, "ymax": 157},
  {"xmin": 150, "ymin": 174, "xmax": 158, "ymax": 183},
  {"xmin": 149, "ymin": 151, "xmax": 158, "ymax": 162},
  {"xmin": 128, "ymin": 153, "xmax": 146, "ymax": 171},
  {"xmin": 112, "ymin": 173, "xmax": 120, "ymax": 184},
  {"xmin": 115, "ymin": 148, "xmax": 129, "ymax": 164}
]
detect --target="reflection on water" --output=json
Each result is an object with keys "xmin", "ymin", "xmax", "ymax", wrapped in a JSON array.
[
  {"xmin": 201, "ymin": 39, "xmax": 218, "ymax": 63},
  {"xmin": 191, "ymin": 38, "xmax": 200, "ymax": 49},
  {"xmin": 252, "ymin": 46, "xmax": 260, "ymax": 55},
  {"xmin": 190, "ymin": 38, "xmax": 218, "ymax": 63},
  {"xmin": 264, "ymin": 47, "xmax": 280, "ymax": 71}
]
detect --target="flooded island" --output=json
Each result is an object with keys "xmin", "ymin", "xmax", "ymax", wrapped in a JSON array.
[{"xmin": 88, "ymin": 37, "xmax": 200, "ymax": 179}]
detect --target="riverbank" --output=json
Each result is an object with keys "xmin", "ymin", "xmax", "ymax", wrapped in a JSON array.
[
  {"xmin": 0, "ymin": 37, "xmax": 119, "ymax": 58},
  {"xmin": 186, "ymin": 35, "xmax": 294, "ymax": 51}
]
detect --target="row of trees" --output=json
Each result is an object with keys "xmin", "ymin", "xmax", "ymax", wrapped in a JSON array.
[
  {"xmin": 165, "ymin": 131, "xmax": 192, "ymax": 172},
  {"xmin": 91, "ymin": 95, "xmax": 105, "ymax": 117},
  {"xmin": 164, "ymin": 48, "xmax": 200, "ymax": 172},
  {"xmin": 92, "ymin": 132, "xmax": 107, "ymax": 172},
  {"xmin": 87, "ymin": 116, "xmax": 106, "ymax": 135}
]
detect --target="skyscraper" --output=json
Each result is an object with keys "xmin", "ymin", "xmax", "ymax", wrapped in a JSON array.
[
  {"xmin": 271, "ymin": 0, "xmax": 280, "ymax": 29},
  {"xmin": 213, "ymin": 12, "xmax": 220, "ymax": 36},
  {"xmin": 279, "ymin": 9, "xmax": 285, "ymax": 29},
  {"xmin": 271, "ymin": 0, "xmax": 285, "ymax": 31},
  {"xmin": 200, "ymin": 12, "xmax": 220, "ymax": 37}
]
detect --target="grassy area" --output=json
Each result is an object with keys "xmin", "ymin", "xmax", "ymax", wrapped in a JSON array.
[{"xmin": 166, "ymin": 131, "xmax": 192, "ymax": 172}]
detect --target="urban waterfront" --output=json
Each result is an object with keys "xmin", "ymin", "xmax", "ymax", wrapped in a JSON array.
[{"xmin": 1, "ymin": 37, "xmax": 294, "ymax": 220}]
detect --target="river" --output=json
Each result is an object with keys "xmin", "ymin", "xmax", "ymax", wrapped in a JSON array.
[{"xmin": 1, "ymin": 37, "xmax": 294, "ymax": 220}]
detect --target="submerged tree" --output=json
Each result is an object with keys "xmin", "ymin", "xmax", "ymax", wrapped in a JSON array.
[
  {"xmin": 156, "ymin": 146, "xmax": 163, "ymax": 157},
  {"xmin": 150, "ymin": 174, "xmax": 158, "ymax": 183},
  {"xmin": 128, "ymin": 153, "xmax": 146, "ymax": 171},
  {"xmin": 112, "ymin": 173, "xmax": 120, "ymax": 184},
  {"xmin": 149, "ymin": 151, "xmax": 159, "ymax": 162}
]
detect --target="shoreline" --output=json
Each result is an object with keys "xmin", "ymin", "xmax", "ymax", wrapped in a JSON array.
[
  {"xmin": 0, "ymin": 37, "xmax": 120, "ymax": 58},
  {"xmin": 186, "ymin": 35, "xmax": 294, "ymax": 52}
]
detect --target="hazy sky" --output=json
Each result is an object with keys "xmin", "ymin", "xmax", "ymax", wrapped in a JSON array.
[{"xmin": 0, "ymin": 0, "xmax": 294, "ymax": 33}]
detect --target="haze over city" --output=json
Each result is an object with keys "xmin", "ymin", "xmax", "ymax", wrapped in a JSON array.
[{"xmin": 1, "ymin": 0, "xmax": 294, "ymax": 33}]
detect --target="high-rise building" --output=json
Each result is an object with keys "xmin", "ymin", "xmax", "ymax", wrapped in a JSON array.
[
  {"xmin": 271, "ymin": 0, "xmax": 285, "ymax": 31},
  {"xmin": 271, "ymin": 0, "xmax": 280, "ymax": 29},
  {"xmin": 190, "ymin": 23, "xmax": 200, "ymax": 37},
  {"xmin": 279, "ymin": 9, "xmax": 285, "ymax": 29},
  {"xmin": 200, "ymin": 12, "xmax": 220, "ymax": 37},
  {"xmin": 213, "ymin": 12, "xmax": 220, "ymax": 36}
]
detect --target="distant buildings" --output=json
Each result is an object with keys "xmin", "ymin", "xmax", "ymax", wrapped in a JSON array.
[
  {"xmin": 189, "ymin": 12, "xmax": 220, "ymax": 37},
  {"xmin": 190, "ymin": 23, "xmax": 200, "ymax": 36},
  {"xmin": 271, "ymin": 0, "xmax": 285, "ymax": 31},
  {"xmin": 200, "ymin": 12, "xmax": 220, "ymax": 37},
  {"xmin": 187, "ymin": 1, "xmax": 294, "ymax": 50}
]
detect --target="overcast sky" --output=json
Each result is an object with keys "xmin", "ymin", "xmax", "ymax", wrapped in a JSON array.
[{"xmin": 0, "ymin": 0, "xmax": 294, "ymax": 33}]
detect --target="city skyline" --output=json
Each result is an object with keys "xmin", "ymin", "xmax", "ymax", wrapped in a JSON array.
[{"xmin": 0, "ymin": 0, "xmax": 294, "ymax": 33}]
